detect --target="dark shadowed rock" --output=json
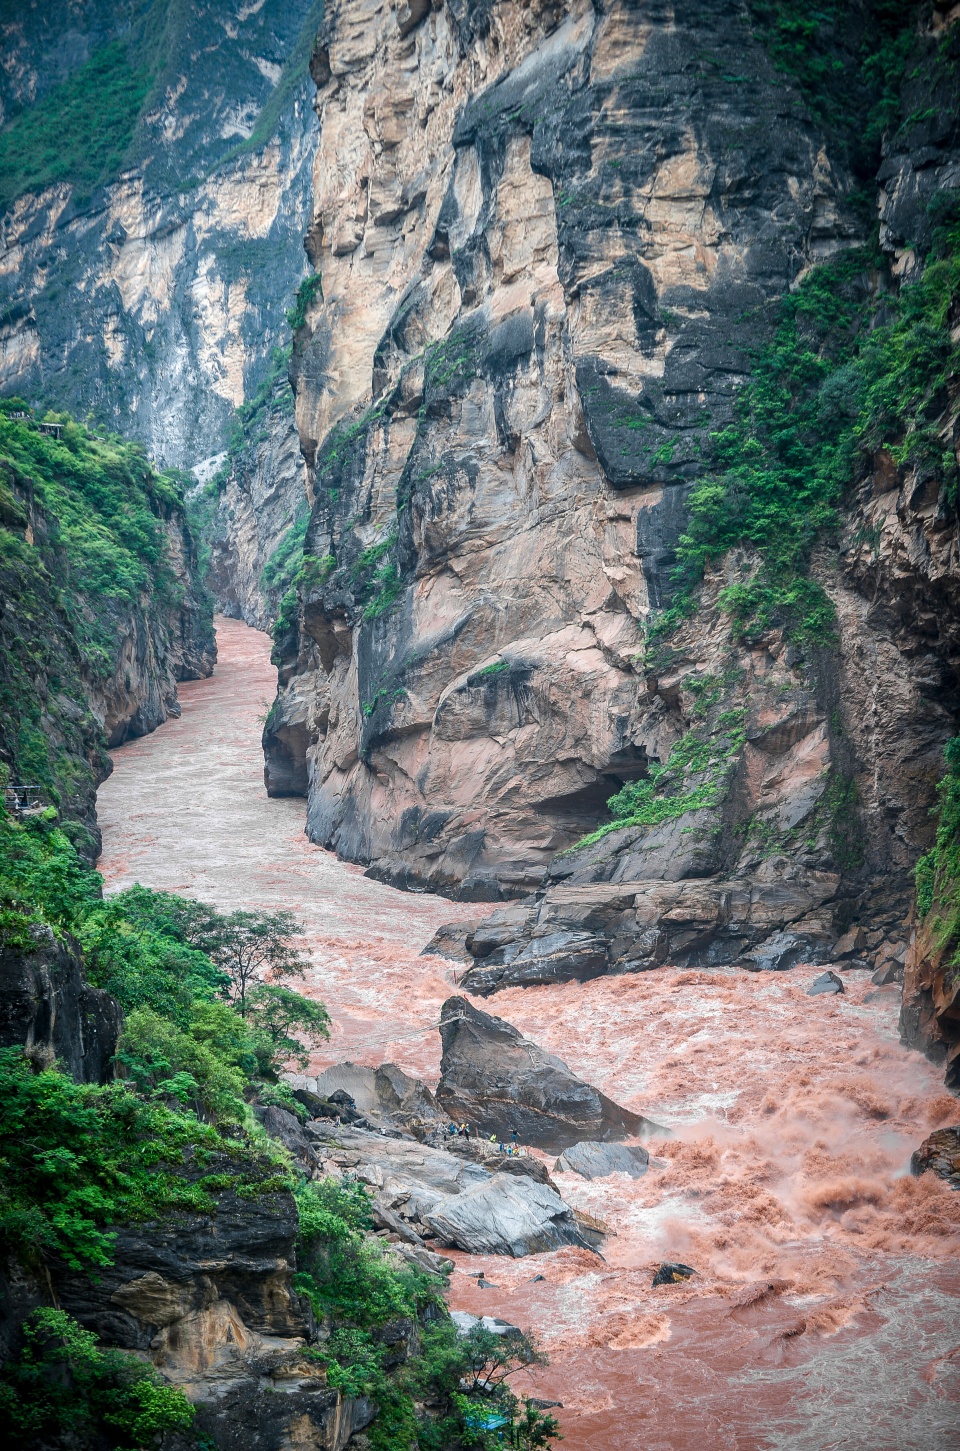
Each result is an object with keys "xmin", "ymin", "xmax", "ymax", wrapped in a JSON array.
[
  {"xmin": 910, "ymin": 1126, "xmax": 960, "ymax": 1189},
  {"xmin": 252, "ymin": 1103, "xmax": 311, "ymax": 1157},
  {"xmin": 436, "ymin": 996, "xmax": 663, "ymax": 1153},
  {"xmin": 652, "ymin": 1262, "xmax": 697, "ymax": 1287},
  {"xmin": 0, "ymin": 928, "xmax": 121, "ymax": 1084},
  {"xmin": 556, "ymin": 1141, "xmax": 649, "ymax": 1180},
  {"xmin": 807, "ymin": 971, "xmax": 845, "ymax": 997}
]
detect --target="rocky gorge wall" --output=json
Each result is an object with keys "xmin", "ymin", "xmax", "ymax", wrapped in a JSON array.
[
  {"xmin": 266, "ymin": 0, "xmax": 959, "ymax": 977},
  {"xmin": 0, "ymin": 411, "xmax": 215, "ymax": 851},
  {"xmin": 0, "ymin": 0, "xmax": 322, "ymax": 472}
]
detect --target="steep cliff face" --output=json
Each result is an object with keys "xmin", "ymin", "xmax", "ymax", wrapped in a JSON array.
[
  {"xmin": 0, "ymin": 410, "xmax": 214, "ymax": 850},
  {"xmin": 0, "ymin": 0, "xmax": 320, "ymax": 470},
  {"xmin": 203, "ymin": 368, "xmax": 309, "ymax": 632},
  {"xmin": 267, "ymin": 0, "xmax": 863, "ymax": 896},
  {"xmin": 265, "ymin": 1, "xmax": 960, "ymax": 1019}
]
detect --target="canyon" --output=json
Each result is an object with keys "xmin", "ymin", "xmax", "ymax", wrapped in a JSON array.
[
  {"xmin": 262, "ymin": 0, "xmax": 960, "ymax": 1086},
  {"xmin": 2, "ymin": 1, "xmax": 960, "ymax": 1446},
  {"xmin": 96, "ymin": 616, "xmax": 960, "ymax": 1449}
]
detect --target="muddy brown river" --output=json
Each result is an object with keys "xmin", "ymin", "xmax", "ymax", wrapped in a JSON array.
[{"xmin": 97, "ymin": 617, "xmax": 960, "ymax": 1450}]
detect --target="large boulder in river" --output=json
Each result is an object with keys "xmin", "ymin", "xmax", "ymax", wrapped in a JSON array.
[
  {"xmin": 910, "ymin": 1125, "xmax": 960, "ymax": 1189},
  {"xmin": 304, "ymin": 1120, "xmax": 591, "ymax": 1257},
  {"xmin": 556, "ymin": 1141, "xmax": 649, "ymax": 1180},
  {"xmin": 436, "ymin": 996, "xmax": 663, "ymax": 1154},
  {"xmin": 425, "ymin": 1174, "xmax": 591, "ymax": 1257}
]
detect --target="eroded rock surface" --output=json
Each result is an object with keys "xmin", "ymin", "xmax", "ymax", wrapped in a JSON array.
[
  {"xmin": 0, "ymin": 930, "xmax": 120, "ymax": 1083},
  {"xmin": 205, "ymin": 375, "xmax": 308, "ymax": 633},
  {"xmin": 265, "ymin": 2, "xmax": 960, "ymax": 1070},
  {"xmin": 304, "ymin": 1118, "xmax": 591, "ymax": 1257},
  {"xmin": 436, "ymin": 994, "xmax": 661, "ymax": 1152},
  {"xmin": 0, "ymin": 1, "xmax": 320, "ymax": 469},
  {"xmin": 267, "ymin": 0, "xmax": 861, "ymax": 899}
]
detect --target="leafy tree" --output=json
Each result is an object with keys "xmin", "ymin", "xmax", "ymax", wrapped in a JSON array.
[
  {"xmin": 246, "ymin": 983, "xmax": 330, "ymax": 1070},
  {"xmin": 175, "ymin": 904, "xmax": 308, "ymax": 1015}
]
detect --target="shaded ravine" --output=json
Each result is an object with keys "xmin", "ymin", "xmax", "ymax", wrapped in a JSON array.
[{"xmin": 97, "ymin": 619, "xmax": 960, "ymax": 1450}]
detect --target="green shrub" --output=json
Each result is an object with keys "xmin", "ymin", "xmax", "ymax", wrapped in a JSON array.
[
  {"xmin": 574, "ymin": 713, "xmax": 746, "ymax": 849},
  {"xmin": 915, "ymin": 737, "xmax": 960, "ymax": 964},
  {"xmin": 0, "ymin": 1308, "xmax": 194, "ymax": 1449},
  {"xmin": 659, "ymin": 196, "xmax": 960, "ymax": 644},
  {"xmin": 0, "ymin": 1048, "xmax": 249, "ymax": 1270},
  {"xmin": 287, "ymin": 273, "xmax": 324, "ymax": 332}
]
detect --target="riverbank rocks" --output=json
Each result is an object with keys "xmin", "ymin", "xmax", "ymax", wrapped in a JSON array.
[
  {"xmin": 287, "ymin": 1062, "xmax": 450, "ymax": 1138},
  {"xmin": 910, "ymin": 1126, "xmax": 960, "ymax": 1189},
  {"xmin": 453, "ymin": 868, "xmax": 840, "ymax": 995},
  {"xmin": 436, "ymin": 996, "xmax": 663, "ymax": 1153},
  {"xmin": 304, "ymin": 1120, "xmax": 593, "ymax": 1257},
  {"xmin": 807, "ymin": 971, "xmax": 845, "ymax": 997},
  {"xmin": 425, "ymin": 1175, "xmax": 591, "ymax": 1258},
  {"xmin": 556, "ymin": 1141, "xmax": 650, "ymax": 1180}
]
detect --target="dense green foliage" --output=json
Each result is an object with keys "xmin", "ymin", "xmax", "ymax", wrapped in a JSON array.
[
  {"xmin": 747, "ymin": 0, "xmax": 925, "ymax": 181},
  {"xmin": 655, "ymin": 191, "xmax": 960, "ymax": 646},
  {"xmin": 0, "ymin": 42, "xmax": 153, "ymax": 209},
  {"xmin": 0, "ymin": 810, "xmax": 328, "ymax": 1124},
  {"xmin": 0, "ymin": 1308, "xmax": 195, "ymax": 1449},
  {"xmin": 0, "ymin": 401, "xmax": 208, "ymax": 837},
  {"xmin": 0, "ymin": 1046, "xmax": 260, "ymax": 1271},
  {"xmin": 915, "ymin": 738, "xmax": 960, "ymax": 962},
  {"xmin": 294, "ymin": 1178, "xmax": 559, "ymax": 1450}
]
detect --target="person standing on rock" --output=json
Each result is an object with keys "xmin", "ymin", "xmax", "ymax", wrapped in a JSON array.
[{"xmin": 511, "ymin": 1128, "xmax": 519, "ymax": 1148}]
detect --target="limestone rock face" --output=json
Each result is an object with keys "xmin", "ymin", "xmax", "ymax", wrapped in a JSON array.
[
  {"xmin": 0, "ymin": 1, "xmax": 320, "ymax": 470},
  {"xmin": 436, "ymin": 995, "xmax": 661, "ymax": 1152},
  {"xmin": 262, "ymin": 3, "xmax": 960, "ymax": 1059},
  {"xmin": 267, "ymin": 0, "xmax": 859, "ymax": 900}
]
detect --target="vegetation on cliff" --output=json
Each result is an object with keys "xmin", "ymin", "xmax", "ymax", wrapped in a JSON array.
[
  {"xmin": 747, "ymin": 0, "xmax": 927, "ymax": 182},
  {"xmin": 0, "ymin": 399, "xmax": 213, "ymax": 847},
  {"xmin": 653, "ymin": 189, "xmax": 959, "ymax": 648},
  {"xmin": 0, "ymin": 804, "xmax": 557, "ymax": 1448},
  {"xmin": 915, "ymin": 737, "xmax": 960, "ymax": 959},
  {"xmin": 1, "ymin": 1307, "xmax": 195, "ymax": 1450}
]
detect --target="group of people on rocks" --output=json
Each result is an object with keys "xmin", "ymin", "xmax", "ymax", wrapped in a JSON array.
[{"xmin": 447, "ymin": 1121, "xmax": 522, "ymax": 1154}]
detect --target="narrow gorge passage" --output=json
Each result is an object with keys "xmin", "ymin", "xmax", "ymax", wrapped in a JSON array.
[{"xmin": 97, "ymin": 619, "xmax": 960, "ymax": 1450}]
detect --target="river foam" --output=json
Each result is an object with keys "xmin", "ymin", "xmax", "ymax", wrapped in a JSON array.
[{"xmin": 97, "ymin": 618, "xmax": 960, "ymax": 1450}]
